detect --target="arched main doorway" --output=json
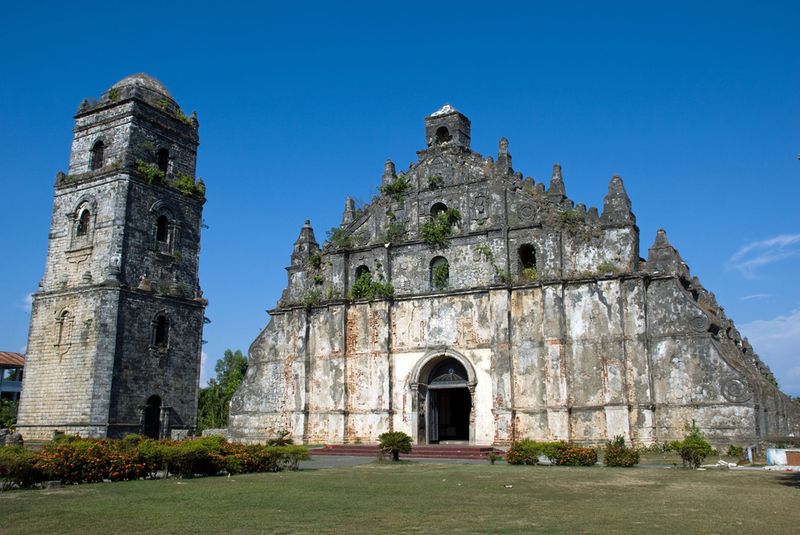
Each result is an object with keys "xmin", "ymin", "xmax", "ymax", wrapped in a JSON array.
[
  {"xmin": 143, "ymin": 395, "xmax": 161, "ymax": 439},
  {"xmin": 411, "ymin": 353, "xmax": 476, "ymax": 444}
]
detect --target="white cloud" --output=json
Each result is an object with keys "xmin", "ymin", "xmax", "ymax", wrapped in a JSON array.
[
  {"xmin": 740, "ymin": 293, "xmax": 770, "ymax": 301},
  {"xmin": 739, "ymin": 309, "xmax": 800, "ymax": 396},
  {"xmin": 19, "ymin": 293, "xmax": 33, "ymax": 313},
  {"xmin": 199, "ymin": 351, "xmax": 211, "ymax": 387},
  {"xmin": 727, "ymin": 234, "xmax": 800, "ymax": 277}
]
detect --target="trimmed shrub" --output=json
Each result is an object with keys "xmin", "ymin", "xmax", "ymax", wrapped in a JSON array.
[
  {"xmin": 506, "ymin": 439, "xmax": 543, "ymax": 465},
  {"xmin": 1, "ymin": 435, "xmax": 311, "ymax": 490},
  {"xmin": 35, "ymin": 438, "xmax": 145, "ymax": 484},
  {"xmin": 603, "ymin": 436, "xmax": 640, "ymax": 467},
  {"xmin": 272, "ymin": 445, "xmax": 311, "ymax": 471},
  {"xmin": 505, "ymin": 440, "xmax": 568, "ymax": 465},
  {"xmin": 553, "ymin": 445, "xmax": 597, "ymax": 466},
  {"xmin": 378, "ymin": 431, "xmax": 412, "ymax": 461},
  {"xmin": 667, "ymin": 423, "xmax": 714, "ymax": 469},
  {"xmin": 222, "ymin": 443, "xmax": 277, "ymax": 474},
  {"xmin": 136, "ymin": 438, "xmax": 172, "ymax": 478},
  {"xmin": 0, "ymin": 446, "xmax": 43, "ymax": 490},
  {"xmin": 168, "ymin": 437, "xmax": 225, "ymax": 478}
]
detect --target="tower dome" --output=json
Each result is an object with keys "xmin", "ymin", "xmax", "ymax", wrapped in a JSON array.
[{"xmin": 111, "ymin": 73, "xmax": 173, "ymax": 98}]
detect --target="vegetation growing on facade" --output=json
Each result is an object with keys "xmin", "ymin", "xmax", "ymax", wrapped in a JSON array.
[
  {"xmin": 302, "ymin": 289, "xmax": 323, "ymax": 310},
  {"xmin": 348, "ymin": 271, "xmax": 394, "ymax": 300},
  {"xmin": 431, "ymin": 260, "xmax": 450, "ymax": 290},
  {"xmin": 379, "ymin": 173, "xmax": 412, "ymax": 199},
  {"xmin": 108, "ymin": 88, "xmax": 119, "ymax": 102},
  {"xmin": 421, "ymin": 208, "xmax": 461, "ymax": 246},
  {"xmin": 520, "ymin": 267, "xmax": 538, "ymax": 281},
  {"xmin": 135, "ymin": 160, "xmax": 165, "ymax": 184},
  {"xmin": 326, "ymin": 227, "xmax": 353, "ymax": 249},
  {"xmin": 427, "ymin": 174, "xmax": 444, "ymax": 189},
  {"xmin": 596, "ymin": 261, "xmax": 619, "ymax": 275},
  {"xmin": 559, "ymin": 209, "xmax": 582, "ymax": 227},
  {"xmin": 385, "ymin": 221, "xmax": 406, "ymax": 242},
  {"xmin": 476, "ymin": 243, "xmax": 510, "ymax": 284},
  {"xmin": 174, "ymin": 173, "xmax": 206, "ymax": 200},
  {"xmin": 308, "ymin": 253, "xmax": 322, "ymax": 270}
]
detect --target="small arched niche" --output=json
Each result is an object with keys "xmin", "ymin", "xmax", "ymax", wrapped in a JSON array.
[
  {"xmin": 430, "ymin": 202, "xmax": 448, "ymax": 218},
  {"xmin": 355, "ymin": 264, "xmax": 371, "ymax": 280},
  {"xmin": 518, "ymin": 243, "xmax": 537, "ymax": 280},
  {"xmin": 430, "ymin": 256, "xmax": 449, "ymax": 290}
]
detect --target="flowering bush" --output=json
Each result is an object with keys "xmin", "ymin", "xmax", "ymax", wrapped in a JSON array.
[
  {"xmin": 1, "ymin": 435, "xmax": 310, "ymax": 490},
  {"xmin": 552, "ymin": 445, "xmax": 597, "ymax": 466},
  {"xmin": 35, "ymin": 439, "xmax": 145, "ymax": 484},
  {"xmin": 506, "ymin": 440, "xmax": 568, "ymax": 465}
]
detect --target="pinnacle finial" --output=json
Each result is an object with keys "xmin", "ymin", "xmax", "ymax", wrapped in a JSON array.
[
  {"xmin": 645, "ymin": 228, "xmax": 687, "ymax": 276},
  {"xmin": 547, "ymin": 163, "xmax": 566, "ymax": 199},
  {"xmin": 600, "ymin": 175, "xmax": 635, "ymax": 226}
]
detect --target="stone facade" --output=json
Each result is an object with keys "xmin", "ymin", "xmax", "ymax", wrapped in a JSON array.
[
  {"xmin": 230, "ymin": 104, "xmax": 800, "ymax": 447},
  {"xmin": 17, "ymin": 74, "xmax": 206, "ymax": 440}
]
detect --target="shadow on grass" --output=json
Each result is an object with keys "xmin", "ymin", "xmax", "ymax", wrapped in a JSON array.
[{"xmin": 776, "ymin": 473, "xmax": 800, "ymax": 488}]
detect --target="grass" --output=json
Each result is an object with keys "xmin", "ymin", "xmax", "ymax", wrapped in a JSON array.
[{"xmin": 1, "ymin": 462, "xmax": 798, "ymax": 534}]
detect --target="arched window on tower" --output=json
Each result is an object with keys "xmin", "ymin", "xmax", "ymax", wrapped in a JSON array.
[
  {"xmin": 156, "ymin": 148, "xmax": 169, "ymax": 174},
  {"xmin": 430, "ymin": 256, "xmax": 450, "ymax": 291},
  {"xmin": 76, "ymin": 208, "xmax": 91, "ymax": 238},
  {"xmin": 155, "ymin": 214, "xmax": 172, "ymax": 253},
  {"xmin": 435, "ymin": 126, "xmax": 452, "ymax": 145},
  {"xmin": 518, "ymin": 243, "xmax": 537, "ymax": 281},
  {"xmin": 153, "ymin": 315, "xmax": 169, "ymax": 349},
  {"xmin": 55, "ymin": 310, "xmax": 71, "ymax": 347},
  {"xmin": 90, "ymin": 140, "xmax": 105, "ymax": 171}
]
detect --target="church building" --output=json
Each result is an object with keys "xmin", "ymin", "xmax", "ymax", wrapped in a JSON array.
[{"xmin": 229, "ymin": 104, "xmax": 800, "ymax": 446}]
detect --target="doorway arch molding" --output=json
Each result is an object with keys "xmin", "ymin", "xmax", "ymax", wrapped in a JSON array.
[
  {"xmin": 409, "ymin": 348, "xmax": 477, "ymax": 388},
  {"xmin": 408, "ymin": 348, "xmax": 477, "ymax": 444}
]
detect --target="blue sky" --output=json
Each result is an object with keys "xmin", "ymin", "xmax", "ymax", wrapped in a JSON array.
[{"xmin": 1, "ymin": 1, "xmax": 798, "ymax": 394}]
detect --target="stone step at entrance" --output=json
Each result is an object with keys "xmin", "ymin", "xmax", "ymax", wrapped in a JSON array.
[{"xmin": 311, "ymin": 444, "xmax": 505, "ymax": 460}]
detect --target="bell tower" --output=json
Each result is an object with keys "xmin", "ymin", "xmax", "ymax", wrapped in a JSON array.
[
  {"xmin": 17, "ymin": 74, "xmax": 207, "ymax": 440},
  {"xmin": 425, "ymin": 104, "xmax": 471, "ymax": 150}
]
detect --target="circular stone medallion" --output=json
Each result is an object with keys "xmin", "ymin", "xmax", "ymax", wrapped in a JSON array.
[
  {"xmin": 519, "ymin": 204, "xmax": 535, "ymax": 221},
  {"xmin": 721, "ymin": 377, "xmax": 751, "ymax": 403}
]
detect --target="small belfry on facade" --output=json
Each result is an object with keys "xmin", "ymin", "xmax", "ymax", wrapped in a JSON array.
[
  {"xmin": 229, "ymin": 103, "xmax": 800, "ymax": 446},
  {"xmin": 17, "ymin": 74, "xmax": 207, "ymax": 441}
]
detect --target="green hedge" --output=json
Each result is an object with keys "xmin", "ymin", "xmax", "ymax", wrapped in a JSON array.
[
  {"xmin": 0, "ymin": 435, "xmax": 310, "ymax": 490},
  {"xmin": 603, "ymin": 436, "xmax": 640, "ymax": 467}
]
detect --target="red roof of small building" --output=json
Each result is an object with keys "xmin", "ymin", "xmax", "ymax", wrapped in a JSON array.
[{"xmin": 0, "ymin": 352, "xmax": 25, "ymax": 367}]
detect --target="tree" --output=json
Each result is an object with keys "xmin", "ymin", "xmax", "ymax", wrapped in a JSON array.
[{"xmin": 196, "ymin": 349, "xmax": 248, "ymax": 433}]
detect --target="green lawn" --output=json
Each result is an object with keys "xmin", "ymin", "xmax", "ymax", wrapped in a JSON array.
[{"xmin": 1, "ymin": 462, "xmax": 798, "ymax": 534}]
